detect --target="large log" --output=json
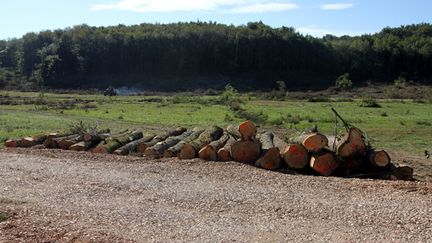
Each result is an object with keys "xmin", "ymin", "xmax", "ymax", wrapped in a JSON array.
[
  {"xmin": 368, "ymin": 150, "xmax": 390, "ymax": 168},
  {"xmin": 294, "ymin": 132, "xmax": 328, "ymax": 153},
  {"xmin": 178, "ymin": 126, "xmax": 224, "ymax": 160},
  {"xmin": 389, "ymin": 164, "xmax": 414, "ymax": 181},
  {"xmin": 227, "ymin": 121, "xmax": 257, "ymax": 141},
  {"xmin": 93, "ymin": 131, "xmax": 143, "ymax": 153},
  {"xmin": 137, "ymin": 127, "xmax": 186, "ymax": 153},
  {"xmin": 18, "ymin": 134, "xmax": 49, "ymax": 148},
  {"xmin": 113, "ymin": 133, "xmax": 156, "ymax": 155},
  {"xmin": 273, "ymin": 135, "xmax": 309, "ymax": 170},
  {"xmin": 44, "ymin": 134, "xmax": 79, "ymax": 149},
  {"xmin": 310, "ymin": 151, "xmax": 339, "ymax": 176},
  {"xmin": 231, "ymin": 140, "xmax": 261, "ymax": 164},
  {"xmin": 69, "ymin": 141, "xmax": 95, "ymax": 151},
  {"xmin": 144, "ymin": 130, "xmax": 195, "ymax": 158},
  {"xmin": 83, "ymin": 128, "xmax": 111, "ymax": 142},
  {"xmin": 4, "ymin": 139, "xmax": 20, "ymax": 147},
  {"xmin": 199, "ymin": 133, "xmax": 230, "ymax": 161},
  {"xmin": 329, "ymin": 127, "xmax": 366, "ymax": 158},
  {"xmin": 255, "ymin": 132, "xmax": 281, "ymax": 170},
  {"xmin": 163, "ymin": 128, "xmax": 205, "ymax": 158},
  {"xmin": 58, "ymin": 134, "xmax": 83, "ymax": 150},
  {"xmin": 216, "ymin": 135, "xmax": 236, "ymax": 161}
]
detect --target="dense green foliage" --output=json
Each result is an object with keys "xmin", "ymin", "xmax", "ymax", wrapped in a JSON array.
[{"xmin": 0, "ymin": 22, "xmax": 431, "ymax": 90}]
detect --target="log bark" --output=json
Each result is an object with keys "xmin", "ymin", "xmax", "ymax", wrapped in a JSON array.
[
  {"xmin": 330, "ymin": 127, "xmax": 366, "ymax": 158},
  {"xmin": 69, "ymin": 141, "xmax": 95, "ymax": 151},
  {"xmin": 199, "ymin": 133, "xmax": 230, "ymax": 161},
  {"xmin": 368, "ymin": 150, "xmax": 390, "ymax": 168},
  {"xmin": 310, "ymin": 151, "xmax": 339, "ymax": 176},
  {"xmin": 163, "ymin": 128, "xmax": 205, "ymax": 158},
  {"xmin": 83, "ymin": 128, "xmax": 111, "ymax": 142},
  {"xmin": 216, "ymin": 135, "xmax": 236, "ymax": 161},
  {"xmin": 58, "ymin": 135, "xmax": 83, "ymax": 150},
  {"xmin": 44, "ymin": 134, "xmax": 79, "ymax": 149},
  {"xmin": 16, "ymin": 134, "xmax": 49, "ymax": 148},
  {"xmin": 389, "ymin": 164, "xmax": 414, "ymax": 181},
  {"xmin": 230, "ymin": 140, "xmax": 261, "ymax": 164},
  {"xmin": 113, "ymin": 133, "xmax": 156, "ymax": 155},
  {"xmin": 144, "ymin": 130, "xmax": 196, "ymax": 158},
  {"xmin": 93, "ymin": 131, "xmax": 143, "ymax": 154},
  {"xmin": 137, "ymin": 127, "xmax": 186, "ymax": 153},
  {"xmin": 4, "ymin": 139, "xmax": 20, "ymax": 147},
  {"xmin": 226, "ymin": 124, "xmax": 241, "ymax": 139},
  {"xmin": 227, "ymin": 121, "xmax": 257, "ymax": 141},
  {"xmin": 255, "ymin": 132, "xmax": 281, "ymax": 170},
  {"xmin": 179, "ymin": 126, "xmax": 224, "ymax": 160},
  {"xmin": 294, "ymin": 132, "xmax": 328, "ymax": 153}
]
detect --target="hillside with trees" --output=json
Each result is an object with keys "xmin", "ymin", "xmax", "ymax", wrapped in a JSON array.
[{"xmin": 0, "ymin": 22, "xmax": 431, "ymax": 91}]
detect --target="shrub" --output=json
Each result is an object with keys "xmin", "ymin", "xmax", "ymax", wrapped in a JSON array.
[
  {"xmin": 394, "ymin": 76, "xmax": 406, "ymax": 88},
  {"xmin": 360, "ymin": 98, "xmax": 381, "ymax": 108},
  {"xmin": 335, "ymin": 73, "xmax": 353, "ymax": 90}
]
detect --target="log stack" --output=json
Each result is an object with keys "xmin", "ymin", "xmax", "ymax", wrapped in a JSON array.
[{"xmin": 2, "ymin": 119, "xmax": 414, "ymax": 181}]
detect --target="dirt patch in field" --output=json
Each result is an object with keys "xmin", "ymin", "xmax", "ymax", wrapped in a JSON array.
[{"xmin": 0, "ymin": 148, "xmax": 431, "ymax": 242}]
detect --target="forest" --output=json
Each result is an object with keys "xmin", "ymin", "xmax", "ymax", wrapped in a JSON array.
[{"xmin": 0, "ymin": 21, "xmax": 431, "ymax": 91}]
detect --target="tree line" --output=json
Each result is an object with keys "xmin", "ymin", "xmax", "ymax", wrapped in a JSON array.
[{"xmin": 0, "ymin": 21, "xmax": 431, "ymax": 90}]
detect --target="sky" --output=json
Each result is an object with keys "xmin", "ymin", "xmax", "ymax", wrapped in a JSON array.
[{"xmin": 0, "ymin": 0, "xmax": 431, "ymax": 39}]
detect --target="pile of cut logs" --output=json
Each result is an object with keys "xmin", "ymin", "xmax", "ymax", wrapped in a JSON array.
[{"xmin": 4, "ymin": 120, "xmax": 413, "ymax": 180}]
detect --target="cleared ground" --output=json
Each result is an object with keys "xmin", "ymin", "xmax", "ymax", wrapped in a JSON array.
[{"xmin": 1, "ymin": 148, "xmax": 431, "ymax": 242}]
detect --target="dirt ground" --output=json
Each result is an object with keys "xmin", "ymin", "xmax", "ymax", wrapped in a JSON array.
[{"xmin": 0, "ymin": 148, "xmax": 432, "ymax": 242}]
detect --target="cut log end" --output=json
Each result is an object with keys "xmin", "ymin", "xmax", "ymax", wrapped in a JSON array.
[
  {"xmin": 4, "ymin": 140, "xmax": 19, "ymax": 148},
  {"xmin": 231, "ymin": 140, "xmax": 261, "ymax": 164},
  {"xmin": 178, "ymin": 144, "xmax": 198, "ymax": 160},
  {"xmin": 338, "ymin": 127, "xmax": 366, "ymax": 158},
  {"xmin": 198, "ymin": 145, "xmax": 217, "ymax": 161},
  {"xmin": 144, "ymin": 148, "xmax": 160, "ymax": 158},
  {"xmin": 238, "ymin": 120, "xmax": 257, "ymax": 141},
  {"xmin": 217, "ymin": 148, "xmax": 231, "ymax": 161},
  {"xmin": 310, "ymin": 153, "xmax": 338, "ymax": 176},
  {"xmin": 282, "ymin": 144, "xmax": 309, "ymax": 169},
  {"xmin": 369, "ymin": 150, "xmax": 390, "ymax": 168},
  {"xmin": 302, "ymin": 133, "xmax": 328, "ymax": 153},
  {"xmin": 255, "ymin": 147, "xmax": 281, "ymax": 170},
  {"xmin": 137, "ymin": 144, "xmax": 149, "ymax": 154},
  {"xmin": 92, "ymin": 146, "xmax": 109, "ymax": 154}
]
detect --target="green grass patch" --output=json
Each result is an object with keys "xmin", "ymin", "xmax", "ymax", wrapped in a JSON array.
[
  {"xmin": 0, "ymin": 91, "xmax": 431, "ymax": 154},
  {"xmin": 0, "ymin": 212, "xmax": 9, "ymax": 222}
]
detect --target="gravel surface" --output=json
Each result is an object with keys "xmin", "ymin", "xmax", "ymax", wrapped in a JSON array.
[{"xmin": 0, "ymin": 148, "xmax": 432, "ymax": 242}]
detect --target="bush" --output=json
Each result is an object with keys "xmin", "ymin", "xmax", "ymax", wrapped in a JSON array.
[
  {"xmin": 360, "ymin": 98, "xmax": 381, "ymax": 108},
  {"xmin": 335, "ymin": 73, "xmax": 353, "ymax": 90},
  {"xmin": 394, "ymin": 76, "xmax": 406, "ymax": 88}
]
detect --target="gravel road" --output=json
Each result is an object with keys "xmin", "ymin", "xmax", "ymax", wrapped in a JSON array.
[{"xmin": 0, "ymin": 148, "xmax": 431, "ymax": 242}]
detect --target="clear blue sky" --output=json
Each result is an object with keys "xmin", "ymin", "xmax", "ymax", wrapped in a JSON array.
[{"xmin": 1, "ymin": 0, "xmax": 431, "ymax": 39}]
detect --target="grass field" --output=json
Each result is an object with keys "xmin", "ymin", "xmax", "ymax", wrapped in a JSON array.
[{"xmin": 0, "ymin": 90, "xmax": 431, "ymax": 154}]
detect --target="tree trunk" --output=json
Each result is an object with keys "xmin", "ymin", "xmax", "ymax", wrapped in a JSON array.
[
  {"xmin": 255, "ymin": 132, "xmax": 281, "ymax": 170},
  {"xmin": 83, "ymin": 129, "xmax": 111, "ymax": 142},
  {"xmin": 368, "ymin": 150, "xmax": 390, "ymax": 168},
  {"xmin": 163, "ymin": 128, "xmax": 205, "ymax": 158},
  {"xmin": 58, "ymin": 135, "xmax": 83, "ymax": 150},
  {"xmin": 226, "ymin": 124, "xmax": 241, "ymax": 139},
  {"xmin": 4, "ymin": 139, "xmax": 20, "ymax": 147},
  {"xmin": 137, "ymin": 127, "xmax": 186, "ymax": 153},
  {"xmin": 178, "ymin": 126, "xmax": 224, "ymax": 160},
  {"xmin": 70, "ymin": 141, "xmax": 95, "ymax": 151},
  {"xmin": 389, "ymin": 164, "xmax": 413, "ymax": 181},
  {"xmin": 227, "ymin": 121, "xmax": 257, "ymax": 141},
  {"xmin": 216, "ymin": 135, "xmax": 236, "ymax": 161},
  {"xmin": 294, "ymin": 132, "xmax": 328, "ymax": 153},
  {"xmin": 144, "ymin": 130, "xmax": 196, "ymax": 158},
  {"xmin": 93, "ymin": 131, "xmax": 143, "ymax": 154},
  {"xmin": 199, "ymin": 133, "xmax": 230, "ymax": 161},
  {"xmin": 230, "ymin": 140, "xmax": 261, "ymax": 164},
  {"xmin": 310, "ymin": 151, "xmax": 339, "ymax": 176},
  {"xmin": 113, "ymin": 133, "xmax": 156, "ymax": 155},
  {"xmin": 44, "ymin": 134, "xmax": 79, "ymax": 149},
  {"xmin": 329, "ymin": 127, "xmax": 366, "ymax": 158}
]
